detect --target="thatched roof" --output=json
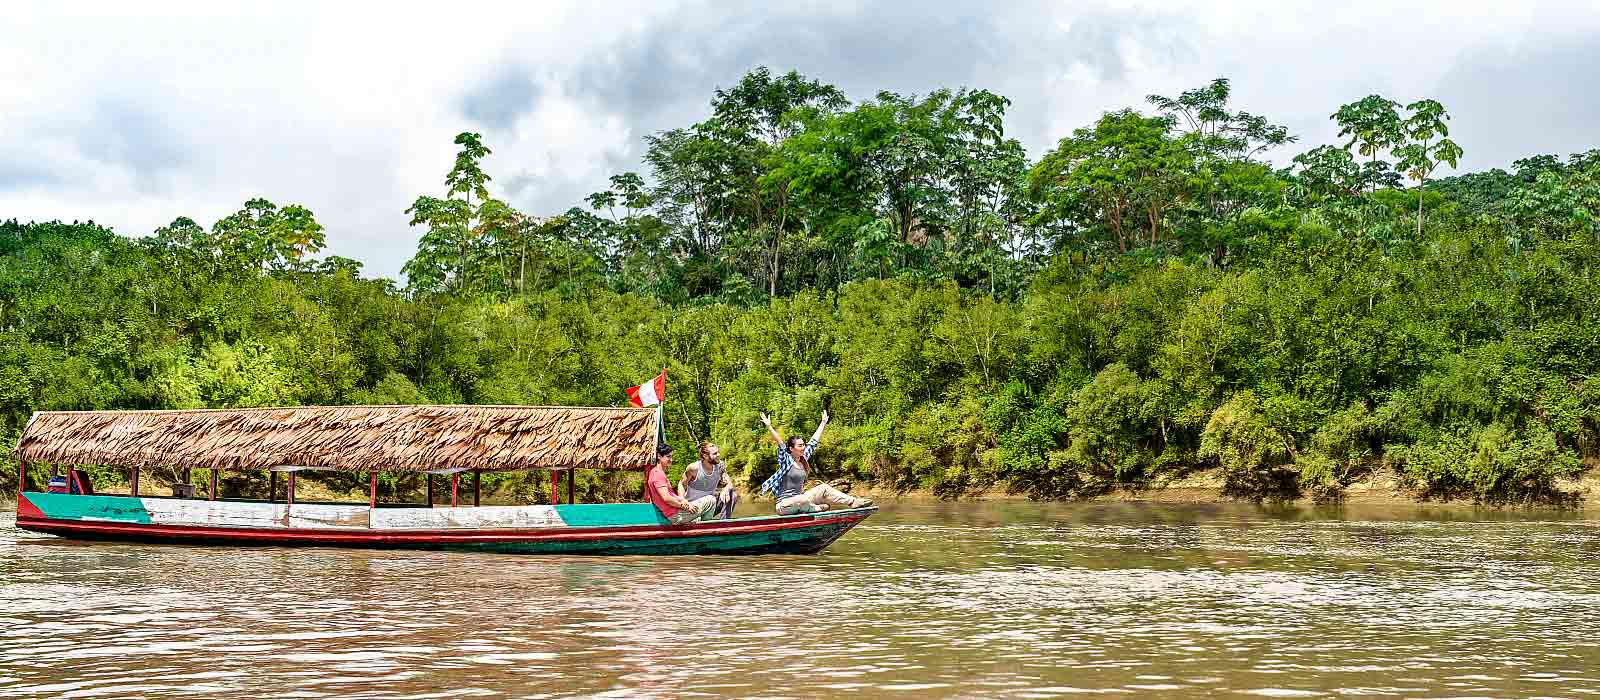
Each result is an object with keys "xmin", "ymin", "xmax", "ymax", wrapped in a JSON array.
[{"xmin": 14, "ymin": 405, "xmax": 659, "ymax": 473}]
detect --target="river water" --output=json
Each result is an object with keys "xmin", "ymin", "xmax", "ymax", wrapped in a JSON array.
[{"xmin": 3, "ymin": 500, "xmax": 1600, "ymax": 699}]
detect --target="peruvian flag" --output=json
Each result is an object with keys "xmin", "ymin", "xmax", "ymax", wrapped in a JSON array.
[{"xmin": 626, "ymin": 369, "xmax": 666, "ymax": 407}]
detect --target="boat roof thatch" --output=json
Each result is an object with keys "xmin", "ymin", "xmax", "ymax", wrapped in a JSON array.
[{"xmin": 13, "ymin": 405, "xmax": 658, "ymax": 473}]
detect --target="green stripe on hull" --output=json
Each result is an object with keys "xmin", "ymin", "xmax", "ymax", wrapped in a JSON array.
[
  {"xmin": 24, "ymin": 493, "xmax": 152, "ymax": 523},
  {"xmin": 554, "ymin": 503, "xmax": 668, "ymax": 527}
]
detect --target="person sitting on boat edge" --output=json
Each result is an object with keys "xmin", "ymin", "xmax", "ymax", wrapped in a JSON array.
[
  {"xmin": 759, "ymin": 410, "xmax": 872, "ymax": 515},
  {"xmin": 646, "ymin": 444, "xmax": 719, "ymax": 525},
  {"xmin": 679, "ymin": 441, "xmax": 738, "ymax": 519}
]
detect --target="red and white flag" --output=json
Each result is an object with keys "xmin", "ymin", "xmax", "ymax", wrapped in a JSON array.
[{"xmin": 626, "ymin": 370, "xmax": 666, "ymax": 407}]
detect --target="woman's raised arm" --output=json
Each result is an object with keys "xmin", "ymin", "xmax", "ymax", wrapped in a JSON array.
[
  {"xmin": 759, "ymin": 412, "xmax": 784, "ymax": 447},
  {"xmin": 810, "ymin": 410, "xmax": 829, "ymax": 444}
]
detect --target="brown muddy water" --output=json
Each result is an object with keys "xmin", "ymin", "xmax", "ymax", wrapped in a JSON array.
[{"xmin": 4, "ymin": 500, "xmax": 1600, "ymax": 699}]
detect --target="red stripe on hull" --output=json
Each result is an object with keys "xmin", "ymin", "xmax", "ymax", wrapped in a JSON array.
[
  {"xmin": 16, "ymin": 494, "xmax": 44, "ymax": 520},
  {"xmin": 15, "ymin": 510, "xmax": 873, "ymax": 547}
]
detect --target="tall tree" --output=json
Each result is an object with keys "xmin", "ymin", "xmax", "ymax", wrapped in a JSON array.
[
  {"xmin": 210, "ymin": 198, "xmax": 326, "ymax": 272},
  {"xmin": 1148, "ymin": 78, "xmax": 1295, "ymax": 266},
  {"xmin": 712, "ymin": 67, "xmax": 847, "ymax": 295},
  {"xmin": 403, "ymin": 132, "xmax": 493, "ymax": 294},
  {"xmin": 1393, "ymin": 99, "xmax": 1464, "ymax": 237},
  {"xmin": 1027, "ymin": 109, "xmax": 1192, "ymax": 255}
]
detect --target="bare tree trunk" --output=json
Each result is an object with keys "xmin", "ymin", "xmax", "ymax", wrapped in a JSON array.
[
  {"xmin": 497, "ymin": 250, "xmax": 511, "ymax": 296},
  {"xmin": 459, "ymin": 191, "xmax": 472, "ymax": 291},
  {"xmin": 990, "ymin": 252, "xmax": 998, "ymax": 301},
  {"xmin": 1416, "ymin": 186, "xmax": 1425, "ymax": 238},
  {"xmin": 770, "ymin": 238, "xmax": 780, "ymax": 296},
  {"xmin": 771, "ymin": 191, "xmax": 788, "ymax": 297}
]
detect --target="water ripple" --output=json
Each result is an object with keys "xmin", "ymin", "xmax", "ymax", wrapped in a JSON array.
[{"xmin": 4, "ymin": 503, "xmax": 1600, "ymax": 697}]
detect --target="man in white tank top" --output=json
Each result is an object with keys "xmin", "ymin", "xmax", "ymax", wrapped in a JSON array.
[{"xmin": 678, "ymin": 442, "xmax": 738, "ymax": 519}]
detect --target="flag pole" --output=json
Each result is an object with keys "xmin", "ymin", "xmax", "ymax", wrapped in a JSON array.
[
  {"xmin": 654, "ymin": 401, "xmax": 666, "ymax": 448},
  {"xmin": 655, "ymin": 367, "xmax": 667, "ymax": 447}
]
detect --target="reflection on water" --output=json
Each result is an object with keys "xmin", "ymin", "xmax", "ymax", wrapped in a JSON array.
[{"xmin": 5, "ymin": 501, "xmax": 1600, "ymax": 698}]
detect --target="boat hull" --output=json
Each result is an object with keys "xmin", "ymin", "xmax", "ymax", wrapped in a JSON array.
[{"xmin": 13, "ymin": 492, "xmax": 873, "ymax": 556}]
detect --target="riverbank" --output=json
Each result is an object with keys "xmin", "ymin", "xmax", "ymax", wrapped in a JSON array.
[{"xmin": 838, "ymin": 466, "xmax": 1600, "ymax": 510}]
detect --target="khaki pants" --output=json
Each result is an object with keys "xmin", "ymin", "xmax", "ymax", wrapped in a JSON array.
[
  {"xmin": 668, "ymin": 495, "xmax": 720, "ymax": 525},
  {"xmin": 776, "ymin": 484, "xmax": 858, "ymax": 515}
]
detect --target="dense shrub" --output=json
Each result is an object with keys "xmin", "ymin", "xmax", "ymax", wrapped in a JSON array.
[
  {"xmin": 1393, "ymin": 423, "xmax": 1582, "ymax": 505},
  {"xmin": 1199, "ymin": 391, "xmax": 1300, "ymax": 501},
  {"xmin": 1297, "ymin": 403, "xmax": 1375, "ymax": 503},
  {"xmin": 1064, "ymin": 363, "xmax": 1153, "ymax": 485}
]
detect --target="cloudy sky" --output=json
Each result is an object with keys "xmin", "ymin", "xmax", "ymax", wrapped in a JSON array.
[{"xmin": 4, "ymin": 1, "xmax": 1597, "ymax": 279}]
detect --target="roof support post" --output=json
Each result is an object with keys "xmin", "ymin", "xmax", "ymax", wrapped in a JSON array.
[
  {"xmin": 286, "ymin": 472, "xmax": 296, "ymax": 507},
  {"xmin": 550, "ymin": 471, "xmax": 559, "ymax": 507},
  {"xmin": 567, "ymin": 469, "xmax": 575, "ymax": 505},
  {"xmin": 450, "ymin": 474, "xmax": 459, "ymax": 507},
  {"xmin": 15, "ymin": 459, "xmax": 25, "ymax": 499},
  {"xmin": 426, "ymin": 473, "xmax": 434, "ymax": 508},
  {"xmin": 210, "ymin": 468, "xmax": 219, "ymax": 501},
  {"xmin": 131, "ymin": 466, "xmax": 140, "ymax": 498},
  {"xmin": 368, "ymin": 470, "xmax": 377, "ymax": 509},
  {"xmin": 472, "ymin": 470, "xmax": 480, "ymax": 507},
  {"xmin": 269, "ymin": 471, "xmax": 278, "ymax": 503}
]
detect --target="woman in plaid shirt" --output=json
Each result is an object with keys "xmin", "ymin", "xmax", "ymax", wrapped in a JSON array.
[{"xmin": 759, "ymin": 410, "xmax": 873, "ymax": 515}]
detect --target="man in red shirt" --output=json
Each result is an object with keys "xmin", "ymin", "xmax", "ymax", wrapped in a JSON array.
[{"xmin": 646, "ymin": 444, "xmax": 717, "ymax": 525}]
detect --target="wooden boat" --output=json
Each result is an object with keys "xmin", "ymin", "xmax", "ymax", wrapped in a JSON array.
[{"xmin": 10, "ymin": 405, "xmax": 874, "ymax": 555}]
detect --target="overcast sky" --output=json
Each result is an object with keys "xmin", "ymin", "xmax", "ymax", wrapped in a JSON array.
[{"xmin": 4, "ymin": 1, "xmax": 1598, "ymax": 279}]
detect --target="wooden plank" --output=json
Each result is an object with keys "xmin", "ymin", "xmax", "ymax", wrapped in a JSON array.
[
  {"xmin": 143, "ymin": 499, "xmax": 276, "ymax": 528},
  {"xmin": 370, "ymin": 504, "xmax": 565, "ymax": 530},
  {"xmin": 131, "ymin": 466, "xmax": 140, "ymax": 497},
  {"xmin": 209, "ymin": 468, "xmax": 218, "ymax": 501},
  {"xmin": 368, "ymin": 470, "xmax": 377, "ymax": 508},
  {"xmin": 426, "ymin": 473, "xmax": 434, "ymax": 508},
  {"xmin": 284, "ymin": 503, "xmax": 370, "ymax": 529},
  {"xmin": 269, "ymin": 471, "xmax": 278, "ymax": 502},
  {"xmin": 133, "ymin": 499, "xmax": 372, "ymax": 529}
]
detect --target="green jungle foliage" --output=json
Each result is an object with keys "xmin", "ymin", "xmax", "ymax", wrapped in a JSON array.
[{"xmin": 4, "ymin": 71, "xmax": 1599, "ymax": 505}]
